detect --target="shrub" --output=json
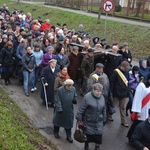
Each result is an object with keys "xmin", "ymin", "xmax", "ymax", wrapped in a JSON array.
[{"xmin": 115, "ymin": 4, "xmax": 122, "ymax": 12}]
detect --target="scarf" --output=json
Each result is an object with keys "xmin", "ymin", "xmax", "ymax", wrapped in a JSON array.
[
  {"xmin": 59, "ymin": 72, "xmax": 69, "ymax": 79},
  {"xmin": 91, "ymin": 91, "xmax": 101, "ymax": 99}
]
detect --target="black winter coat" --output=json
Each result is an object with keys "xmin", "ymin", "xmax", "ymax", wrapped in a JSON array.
[
  {"xmin": 104, "ymin": 54, "xmax": 122, "ymax": 79},
  {"xmin": 110, "ymin": 68, "xmax": 130, "ymax": 98},
  {"xmin": 40, "ymin": 65, "xmax": 59, "ymax": 103},
  {"xmin": 1, "ymin": 47, "xmax": 14, "ymax": 67},
  {"xmin": 130, "ymin": 119, "xmax": 150, "ymax": 150}
]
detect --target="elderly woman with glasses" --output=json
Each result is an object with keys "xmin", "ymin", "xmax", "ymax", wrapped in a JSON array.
[{"xmin": 76, "ymin": 83, "xmax": 106, "ymax": 150}]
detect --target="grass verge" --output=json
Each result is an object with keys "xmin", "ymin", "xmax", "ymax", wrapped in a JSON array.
[{"xmin": 0, "ymin": 87, "xmax": 58, "ymax": 150}]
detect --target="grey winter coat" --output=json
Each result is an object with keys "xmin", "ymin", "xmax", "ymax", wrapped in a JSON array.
[
  {"xmin": 53, "ymin": 86, "xmax": 77, "ymax": 129},
  {"xmin": 22, "ymin": 53, "xmax": 36, "ymax": 71},
  {"xmin": 54, "ymin": 54, "xmax": 70, "ymax": 69},
  {"xmin": 76, "ymin": 92, "xmax": 106, "ymax": 135}
]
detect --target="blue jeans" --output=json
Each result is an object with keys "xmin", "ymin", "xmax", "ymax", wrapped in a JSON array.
[{"xmin": 23, "ymin": 70, "xmax": 35, "ymax": 93}]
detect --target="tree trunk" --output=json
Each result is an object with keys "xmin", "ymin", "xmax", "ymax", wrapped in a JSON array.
[
  {"xmin": 135, "ymin": 0, "xmax": 143, "ymax": 17},
  {"xmin": 97, "ymin": 0, "xmax": 105, "ymax": 24},
  {"xmin": 126, "ymin": 0, "xmax": 131, "ymax": 16},
  {"xmin": 131, "ymin": 0, "xmax": 136, "ymax": 10}
]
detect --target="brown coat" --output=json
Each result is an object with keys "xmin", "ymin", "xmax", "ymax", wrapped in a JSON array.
[
  {"xmin": 54, "ymin": 73, "xmax": 70, "ymax": 92},
  {"xmin": 68, "ymin": 52, "xmax": 82, "ymax": 80}
]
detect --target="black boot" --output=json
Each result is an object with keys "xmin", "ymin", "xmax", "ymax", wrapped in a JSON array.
[
  {"xmin": 54, "ymin": 126, "xmax": 60, "ymax": 138},
  {"xmin": 95, "ymin": 144, "xmax": 100, "ymax": 150},
  {"xmin": 66, "ymin": 129, "xmax": 73, "ymax": 143},
  {"xmin": 18, "ymin": 78, "xmax": 23, "ymax": 86},
  {"xmin": 84, "ymin": 142, "xmax": 89, "ymax": 150},
  {"xmin": 8, "ymin": 79, "xmax": 11, "ymax": 85},
  {"xmin": 5, "ymin": 79, "xmax": 9, "ymax": 86}
]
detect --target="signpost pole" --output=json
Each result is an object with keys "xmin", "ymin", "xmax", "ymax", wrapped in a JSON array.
[
  {"xmin": 104, "ymin": 13, "xmax": 108, "ymax": 38},
  {"xmin": 102, "ymin": 0, "xmax": 114, "ymax": 38}
]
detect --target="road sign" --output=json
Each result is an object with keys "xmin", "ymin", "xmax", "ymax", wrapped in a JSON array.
[{"xmin": 102, "ymin": 0, "xmax": 114, "ymax": 12}]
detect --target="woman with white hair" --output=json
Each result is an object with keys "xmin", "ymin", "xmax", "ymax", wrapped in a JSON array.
[
  {"xmin": 76, "ymin": 83, "xmax": 106, "ymax": 150},
  {"xmin": 53, "ymin": 79, "xmax": 77, "ymax": 143}
]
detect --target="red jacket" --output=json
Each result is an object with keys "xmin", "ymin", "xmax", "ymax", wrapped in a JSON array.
[{"xmin": 40, "ymin": 23, "xmax": 51, "ymax": 32}]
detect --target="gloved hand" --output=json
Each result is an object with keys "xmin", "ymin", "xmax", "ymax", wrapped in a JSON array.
[
  {"xmin": 78, "ymin": 121, "xmax": 86, "ymax": 129},
  {"xmin": 72, "ymin": 99, "xmax": 77, "ymax": 104}
]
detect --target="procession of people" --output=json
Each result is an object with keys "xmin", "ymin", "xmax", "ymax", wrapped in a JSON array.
[{"xmin": 0, "ymin": 3, "xmax": 150, "ymax": 150}]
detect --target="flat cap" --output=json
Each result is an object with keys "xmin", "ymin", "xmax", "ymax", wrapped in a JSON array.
[
  {"xmin": 96, "ymin": 63, "xmax": 104, "ymax": 68},
  {"xmin": 49, "ymin": 59, "xmax": 57, "ymax": 63}
]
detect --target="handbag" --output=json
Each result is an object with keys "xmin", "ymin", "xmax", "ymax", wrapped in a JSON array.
[{"xmin": 73, "ymin": 122, "xmax": 87, "ymax": 143}]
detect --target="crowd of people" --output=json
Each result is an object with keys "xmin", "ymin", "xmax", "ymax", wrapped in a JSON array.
[{"xmin": 0, "ymin": 3, "xmax": 150, "ymax": 150}]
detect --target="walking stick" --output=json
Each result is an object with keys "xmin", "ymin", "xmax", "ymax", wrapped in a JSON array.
[{"xmin": 41, "ymin": 77, "xmax": 48, "ymax": 110}]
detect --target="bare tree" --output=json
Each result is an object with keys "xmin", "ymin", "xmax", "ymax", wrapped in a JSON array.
[
  {"xmin": 97, "ymin": 0, "xmax": 105, "ymax": 24},
  {"xmin": 131, "ymin": 0, "xmax": 136, "ymax": 10},
  {"xmin": 135, "ymin": 0, "xmax": 143, "ymax": 17}
]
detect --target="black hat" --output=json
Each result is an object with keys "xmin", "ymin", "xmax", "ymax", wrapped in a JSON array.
[
  {"xmin": 96, "ymin": 63, "xmax": 104, "ymax": 68},
  {"xmin": 88, "ymin": 48, "xmax": 95, "ymax": 52},
  {"xmin": 132, "ymin": 66, "xmax": 139, "ymax": 72},
  {"xmin": 105, "ymin": 45, "xmax": 111, "ymax": 49}
]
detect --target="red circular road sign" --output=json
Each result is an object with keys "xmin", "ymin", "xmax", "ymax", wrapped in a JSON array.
[{"xmin": 102, "ymin": 0, "xmax": 114, "ymax": 12}]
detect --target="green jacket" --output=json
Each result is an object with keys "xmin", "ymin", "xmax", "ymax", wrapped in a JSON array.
[{"xmin": 80, "ymin": 54, "xmax": 94, "ymax": 77}]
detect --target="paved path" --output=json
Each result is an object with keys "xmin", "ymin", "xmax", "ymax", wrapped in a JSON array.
[{"xmin": 20, "ymin": 1, "xmax": 150, "ymax": 28}]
